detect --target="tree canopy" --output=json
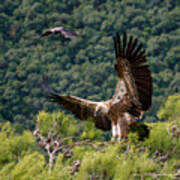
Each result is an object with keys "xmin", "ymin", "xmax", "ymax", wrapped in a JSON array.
[{"xmin": 0, "ymin": 0, "xmax": 179, "ymax": 130}]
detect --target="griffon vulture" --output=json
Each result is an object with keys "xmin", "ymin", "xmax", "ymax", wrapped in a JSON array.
[
  {"xmin": 43, "ymin": 33, "xmax": 152, "ymax": 140},
  {"xmin": 41, "ymin": 27, "xmax": 78, "ymax": 38}
]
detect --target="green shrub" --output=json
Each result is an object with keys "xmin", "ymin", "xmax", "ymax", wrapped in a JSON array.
[
  {"xmin": 144, "ymin": 122, "xmax": 172, "ymax": 154},
  {"xmin": 37, "ymin": 111, "xmax": 78, "ymax": 138},
  {"xmin": 158, "ymin": 94, "xmax": 180, "ymax": 121},
  {"xmin": 11, "ymin": 152, "xmax": 45, "ymax": 180}
]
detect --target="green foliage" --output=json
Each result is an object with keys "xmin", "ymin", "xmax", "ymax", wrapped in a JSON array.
[
  {"xmin": 11, "ymin": 152, "xmax": 45, "ymax": 180},
  {"xmin": 158, "ymin": 94, "xmax": 180, "ymax": 121},
  {"xmin": 144, "ymin": 122, "xmax": 172, "ymax": 154},
  {"xmin": 36, "ymin": 111, "xmax": 106, "ymax": 142},
  {"xmin": 48, "ymin": 154, "xmax": 72, "ymax": 180},
  {"xmin": 113, "ymin": 153, "xmax": 159, "ymax": 180},
  {"xmin": 1, "ymin": 0, "xmax": 180, "ymax": 178},
  {"xmin": 0, "ymin": 162, "xmax": 16, "ymax": 180},
  {"xmin": 75, "ymin": 146, "xmax": 118, "ymax": 180},
  {"xmin": 75, "ymin": 143, "xmax": 176, "ymax": 180},
  {"xmin": 80, "ymin": 119, "xmax": 105, "ymax": 141},
  {"xmin": 0, "ymin": 122, "xmax": 36, "ymax": 169},
  {"xmin": 145, "ymin": 121, "xmax": 180, "ymax": 160},
  {"xmin": 37, "ymin": 111, "xmax": 78, "ymax": 137},
  {"xmin": 1, "ymin": 107, "xmax": 180, "ymax": 179},
  {"xmin": 0, "ymin": 0, "xmax": 179, "ymax": 129},
  {"xmin": 129, "ymin": 122, "xmax": 150, "ymax": 141}
]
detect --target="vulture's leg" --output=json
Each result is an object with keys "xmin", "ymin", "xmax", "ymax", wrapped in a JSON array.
[
  {"xmin": 111, "ymin": 113, "xmax": 135, "ymax": 140},
  {"xmin": 118, "ymin": 113, "xmax": 136, "ymax": 139},
  {"xmin": 118, "ymin": 118, "xmax": 129, "ymax": 139},
  {"xmin": 111, "ymin": 121, "xmax": 121, "ymax": 141}
]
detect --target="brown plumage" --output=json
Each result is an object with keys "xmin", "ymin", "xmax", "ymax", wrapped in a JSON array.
[
  {"xmin": 41, "ymin": 27, "xmax": 78, "ymax": 39},
  {"xmin": 43, "ymin": 32, "xmax": 152, "ymax": 140}
]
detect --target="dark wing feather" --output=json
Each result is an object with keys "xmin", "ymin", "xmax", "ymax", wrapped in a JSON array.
[
  {"xmin": 113, "ymin": 33, "xmax": 152, "ymax": 117},
  {"xmin": 60, "ymin": 27, "xmax": 78, "ymax": 38},
  {"xmin": 42, "ymin": 76, "xmax": 111, "ymax": 131},
  {"xmin": 41, "ymin": 31, "xmax": 52, "ymax": 37}
]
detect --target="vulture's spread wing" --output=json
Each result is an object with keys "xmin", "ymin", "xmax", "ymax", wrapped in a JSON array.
[
  {"xmin": 60, "ymin": 27, "xmax": 78, "ymax": 38},
  {"xmin": 41, "ymin": 30, "xmax": 52, "ymax": 37},
  {"xmin": 112, "ymin": 33, "xmax": 152, "ymax": 117},
  {"xmin": 42, "ymin": 77, "xmax": 111, "ymax": 131}
]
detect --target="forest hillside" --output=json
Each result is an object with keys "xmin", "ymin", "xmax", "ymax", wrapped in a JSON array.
[
  {"xmin": 0, "ymin": 0, "xmax": 180, "ymax": 179},
  {"xmin": 0, "ymin": 0, "xmax": 179, "ymax": 130}
]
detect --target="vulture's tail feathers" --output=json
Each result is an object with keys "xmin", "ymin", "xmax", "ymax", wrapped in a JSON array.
[{"xmin": 130, "ymin": 122, "xmax": 150, "ymax": 141}]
